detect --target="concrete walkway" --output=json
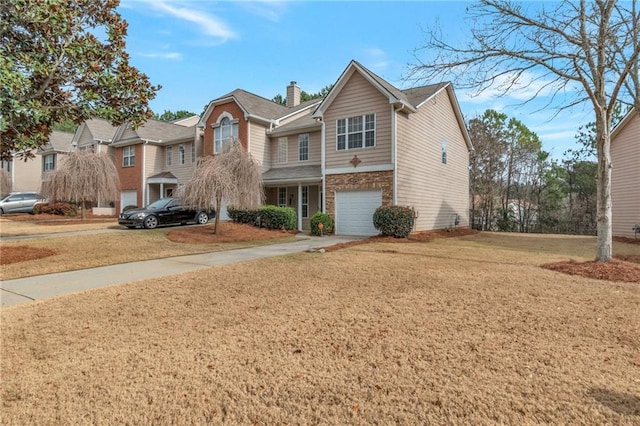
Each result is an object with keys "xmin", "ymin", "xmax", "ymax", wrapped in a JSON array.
[{"xmin": 0, "ymin": 235, "xmax": 363, "ymax": 308}]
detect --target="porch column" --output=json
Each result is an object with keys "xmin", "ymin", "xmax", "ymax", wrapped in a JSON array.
[
  {"xmin": 160, "ymin": 183, "xmax": 164, "ymax": 199},
  {"xmin": 297, "ymin": 184, "xmax": 302, "ymax": 231}
]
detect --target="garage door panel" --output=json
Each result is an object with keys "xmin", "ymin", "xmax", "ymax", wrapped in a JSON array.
[
  {"xmin": 335, "ymin": 190, "xmax": 381, "ymax": 236},
  {"xmin": 120, "ymin": 191, "xmax": 137, "ymax": 212}
]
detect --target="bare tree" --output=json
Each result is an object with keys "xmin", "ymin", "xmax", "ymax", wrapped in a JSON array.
[
  {"xmin": 182, "ymin": 138, "xmax": 264, "ymax": 234},
  {"xmin": 41, "ymin": 151, "xmax": 120, "ymax": 219},
  {"xmin": 0, "ymin": 167, "xmax": 11, "ymax": 196},
  {"xmin": 410, "ymin": 0, "xmax": 639, "ymax": 262}
]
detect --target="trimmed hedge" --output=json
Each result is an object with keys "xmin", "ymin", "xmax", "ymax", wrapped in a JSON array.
[
  {"xmin": 373, "ymin": 205, "xmax": 415, "ymax": 238},
  {"xmin": 260, "ymin": 205, "xmax": 296, "ymax": 230},
  {"xmin": 309, "ymin": 211, "xmax": 334, "ymax": 236},
  {"xmin": 228, "ymin": 205, "xmax": 296, "ymax": 230},
  {"xmin": 227, "ymin": 206, "xmax": 261, "ymax": 226},
  {"xmin": 34, "ymin": 202, "xmax": 78, "ymax": 216}
]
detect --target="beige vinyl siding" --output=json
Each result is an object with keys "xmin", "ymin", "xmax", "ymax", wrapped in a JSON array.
[
  {"xmin": 279, "ymin": 107, "xmax": 317, "ymax": 126},
  {"xmin": 76, "ymin": 126, "xmax": 95, "ymax": 148},
  {"xmin": 120, "ymin": 127, "xmax": 138, "ymax": 140},
  {"xmin": 145, "ymin": 145, "xmax": 163, "ymax": 179},
  {"xmin": 249, "ymin": 121, "xmax": 270, "ymax": 172},
  {"xmin": 12, "ymin": 150, "xmax": 41, "ymax": 192},
  {"xmin": 396, "ymin": 88, "xmax": 470, "ymax": 231},
  {"xmin": 611, "ymin": 113, "xmax": 640, "ymax": 238},
  {"xmin": 324, "ymin": 72, "xmax": 392, "ymax": 169},
  {"xmin": 269, "ymin": 131, "xmax": 321, "ymax": 168},
  {"xmin": 164, "ymin": 143, "xmax": 195, "ymax": 184}
]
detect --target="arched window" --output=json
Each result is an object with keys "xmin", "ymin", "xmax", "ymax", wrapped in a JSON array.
[{"xmin": 214, "ymin": 116, "xmax": 238, "ymax": 153}]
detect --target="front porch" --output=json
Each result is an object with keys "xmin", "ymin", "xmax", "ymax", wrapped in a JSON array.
[{"xmin": 263, "ymin": 165, "xmax": 322, "ymax": 231}]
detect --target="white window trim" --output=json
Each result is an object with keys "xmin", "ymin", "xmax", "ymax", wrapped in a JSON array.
[
  {"xmin": 166, "ymin": 146, "xmax": 172, "ymax": 166},
  {"xmin": 277, "ymin": 137, "xmax": 288, "ymax": 164},
  {"xmin": 43, "ymin": 154, "xmax": 55, "ymax": 171},
  {"xmin": 336, "ymin": 113, "xmax": 376, "ymax": 151},
  {"xmin": 123, "ymin": 146, "xmax": 135, "ymax": 167},
  {"xmin": 178, "ymin": 144, "xmax": 185, "ymax": 165},
  {"xmin": 298, "ymin": 134, "xmax": 309, "ymax": 162},
  {"xmin": 278, "ymin": 187, "xmax": 287, "ymax": 207},
  {"xmin": 213, "ymin": 114, "xmax": 239, "ymax": 154}
]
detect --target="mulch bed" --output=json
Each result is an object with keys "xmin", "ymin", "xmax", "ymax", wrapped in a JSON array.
[
  {"xmin": 0, "ymin": 246, "xmax": 58, "ymax": 265},
  {"xmin": 543, "ymin": 258, "xmax": 640, "ymax": 283},
  {"xmin": 166, "ymin": 222, "xmax": 297, "ymax": 244},
  {"xmin": 2, "ymin": 212, "xmax": 115, "ymax": 225}
]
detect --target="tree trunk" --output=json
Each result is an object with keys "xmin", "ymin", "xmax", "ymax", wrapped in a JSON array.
[
  {"xmin": 213, "ymin": 193, "xmax": 222, "ymax": 235},
  {"xmin": 80, "ymin": 199, "xmax": 86, "ymax": 220},
  {"xmin": 595, "ymin": 111, "xmax": 613, "ymax": 262}
]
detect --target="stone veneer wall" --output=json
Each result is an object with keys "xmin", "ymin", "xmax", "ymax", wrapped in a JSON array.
[{"xmin": 325, "ymin": 170, "xmax": 393, "ymax": 217}]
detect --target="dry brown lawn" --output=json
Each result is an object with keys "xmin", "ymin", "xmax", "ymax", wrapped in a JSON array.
[
  {"xmin": 2, "ymin": 232, "xmax": 639, "ymax": 424},
  {"xmin": 0, "ymin": 221, "xmax": 298, "ymax": 280}
]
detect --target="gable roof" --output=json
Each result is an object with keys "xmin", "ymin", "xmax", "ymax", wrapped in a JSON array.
[
  {"xmin": 112, "ymin": 119, "xmax": 195, "ymax": 146},
  {"xmin": 611, "ymin": 107, "xmax": 638, "ymax": 139},
  {"xmin": 38, "ymin": 130, "xmax": 74, "ymax": 154},
  {"xmin": 312, "ymin": 60, "xmax": 473, "ymax": 151}
]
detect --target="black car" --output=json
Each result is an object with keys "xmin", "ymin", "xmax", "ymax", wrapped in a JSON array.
[{"xmin": 118, "ymin": 197, "xmax": 212, "ymax": 229}]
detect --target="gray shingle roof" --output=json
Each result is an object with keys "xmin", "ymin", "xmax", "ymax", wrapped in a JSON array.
[
  {"xmin": 262, "ymin": 165, "xmax": 322, "ymax": 183},
  {"xmin": 130, "ymin": 119, "xmax": 195, "ymax": 143},
  {"xmin": 83, "ymin": 118, "xmax": 119, "ymax": 142},
  {"xmin": 220, "ymin": 89, "xmax": 289, "ymax": 120},
  {"xmin": 38, "ymin": 130, "xmax": 74, "ymax": 154},
  {"xmin": 269, "ymin": 115, "xmax": 321, "ymax": 137}
]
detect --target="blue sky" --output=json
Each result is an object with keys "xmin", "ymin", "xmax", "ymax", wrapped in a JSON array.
[{"xmin": 118, "ymin": 0, "xmax": 594, "ymax": 160}]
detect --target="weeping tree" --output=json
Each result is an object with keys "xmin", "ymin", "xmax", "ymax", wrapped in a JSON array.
[
  {"xmin": 41, "ymin": 151, "xmax": 120, "ymax": 219},
  {"xmin": 410, "ymin": 0, "xmax": 639, "ymax": 262},
  {"xmin": 0, "ymin": 167, "xmax": 11, "ymax": 196},
  {"xmin": 182, "ymin": 138, "xmax": 264, "ymax": 234}
]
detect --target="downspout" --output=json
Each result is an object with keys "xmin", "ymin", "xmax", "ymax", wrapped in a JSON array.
[
  {"xmin": 320, "ymin": 119, "xmax": 326, "ymax": 212},
  {"xmin": 142, "ymin": 142, "xmax": 147, "ymax": 206},
  {"xmin": 391, "ymin": 104, "xmax": 398, "ymax": 205}
]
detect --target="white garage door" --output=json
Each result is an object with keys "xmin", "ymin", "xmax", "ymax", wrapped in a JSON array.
[
  {"xmin": 120, "ymin": 190, "xmax": 137, "ymax": 212},
  {"xmin": 335, "ymin": 189, "xmax": 382, "ymax": 236}
]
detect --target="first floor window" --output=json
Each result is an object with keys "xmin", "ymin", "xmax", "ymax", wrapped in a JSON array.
[
  {"xmin": 337, "ymin": 114, "xmax": 375, "ymax": 150},
  {"xmin": 298, "ymin": 134, "xmax": 309, "ymax": 161},
  {"xmin": 278, "ymin": 187, "xmax": 287, "ymax": 207},
  {"xmin": 43, "ymin": 154, "xmax": 55, "ymax": 171},
  {"xmin": 301, "ymin": 186, "xmax": 309, "ymax": 218},
  {"xmin": 166, "ymin": 146, "xmax": 172, "ymax": 166},
  {"xmin": 191, "ymin": 141, "xmax": 196, "ymax": 163},
  {"xmin": 178, "ymin": 144, "xmax": 185, "ymax": 165},
  {"xmin": 123, "ymin": 146, "xmax": 135, "ymax": 167}
]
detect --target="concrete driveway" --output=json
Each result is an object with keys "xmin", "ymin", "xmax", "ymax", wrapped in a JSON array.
[{"xmin": 1, "ymin": 234, "xmax": 364, "ymax": 308}]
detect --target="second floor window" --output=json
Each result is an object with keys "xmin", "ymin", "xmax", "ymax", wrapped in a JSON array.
[
  {"xmin": 43, "ymin": 154, "xmax": 55, "ymax": 171},
  {"xmin": 298, "ymin": 134, "xmax": 309, "ymax": 161},
  {"xmin": 123, "ymin": 146, "xmax": 135, "ymax": 167},
  {"xmin": 277, "ymin": 137, "xmax": 288, "ymax": 164},
  {"xmin": 337, "ymin": 114, "xmax": 375, "ymax": 150},
  {"xmin": 166, "ymin": 146, "xmax": 172, "ymax": 166},
  {"xmin": 214, "ymin": 117, "xmax": 238, "ymax": 154},
  {"xmin": 178, "ymin": 144, "xmax": 185, "ymax": 165}
]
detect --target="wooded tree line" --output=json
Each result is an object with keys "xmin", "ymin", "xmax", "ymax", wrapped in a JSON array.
[{"xmin": 469, "ymin": 109, "xmax": 598, "ymax": 235}]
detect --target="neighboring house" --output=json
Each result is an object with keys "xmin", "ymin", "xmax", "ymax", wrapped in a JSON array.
[
  {"xmin": 110, "ymin": 118, "xmax": 201, "ymax": 212},
  {"xmin": 72, "ymin": 118, "xmax": 119, "ymax": 154},
  {"xmin": 37, "ymin": 130, "xmax": 74, "ymax": 184},
  {"xmin": 611, "ymin": 108, "xmax": 639, "ymax": 239},
  {"xmin": 2, "ymin": 149, "xmax": 40, "ymax": 194},
  {"xmin": 199, "ymin": 60, "xmax": 472, "ymax": 235}
]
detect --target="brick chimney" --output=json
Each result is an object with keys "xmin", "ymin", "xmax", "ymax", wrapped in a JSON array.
[{"xmin": 286, "ymin": 81, "xmax": 300, "ymax": 107}]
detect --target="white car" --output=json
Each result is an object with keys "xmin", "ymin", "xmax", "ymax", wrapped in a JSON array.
[{"xmin": 0, "ymin": 192, "xmax": 46, "ymax": 215}]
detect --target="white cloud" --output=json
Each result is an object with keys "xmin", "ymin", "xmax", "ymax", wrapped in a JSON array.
[
  {"xmin": 460, "ymin": 70, "xmax": 579, "ymax": 104},
  {"xmin": 139, "ymin": 52, "xmax": 183, "ymax": 60},
  {"xmin": 148, "ymin": 1, "xmax": 237, "ymax": 42},
  {"xmin": 363, "ymin": 48, "xmax": 390, "ymax": 71},
  {"xmin": 235, "ymin": 0, "xmax": 287, "ymax": 22}
]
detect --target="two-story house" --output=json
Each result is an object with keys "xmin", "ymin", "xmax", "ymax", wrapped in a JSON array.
[
  {"xmin": 110, "ymin": 118, "xmax": 201, "ymax": 211},
  {"xmin": 37, "ymin": 130, "xmax": 75, "ymax": 185},
  {"xmin": 199, "ymin": 60, "xmax": 472, "ymax": 235},
  {"xmin": 611, "ymin": 108, "xmax": 639, "ymax": 239}
]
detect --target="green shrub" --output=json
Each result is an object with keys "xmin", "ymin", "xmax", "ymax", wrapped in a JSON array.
[
  {"xmin": 227, "ymin": 206, "xmax": 261, "ymax": 225},
  {"xmin": 309, "ymin": 211, "xmax": 334, "ymax": 236},
  {"xmin": 373, "ymin": 205, "xmax": 415, "ymax": 238},
  {"xmin": 260, "ymin": 205, "xmax": 296, "ymax": 230},
  {"xmin": 34, "ymin": 202, "xmax": 78, "ymax": 216}
]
